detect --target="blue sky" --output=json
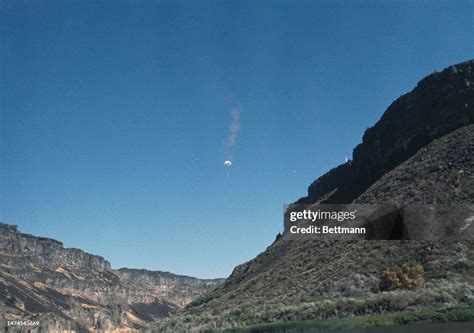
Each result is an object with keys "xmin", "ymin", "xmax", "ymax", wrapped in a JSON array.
[{"xmin": 1, "ymin": 1, "xmax": 472, "ymax": 278}]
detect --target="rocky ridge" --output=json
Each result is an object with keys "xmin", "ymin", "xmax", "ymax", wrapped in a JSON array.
[{"xmin": 298, "ymin": 60, "xmax": 474, "ymax": 205}]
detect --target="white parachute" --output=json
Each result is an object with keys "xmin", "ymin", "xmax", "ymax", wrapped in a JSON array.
[{"xmin": 224, "ymin": 160, "xmax": 232, "ymax": 176}]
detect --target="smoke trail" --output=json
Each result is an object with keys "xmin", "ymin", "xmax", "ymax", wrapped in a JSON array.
[
  {"xmin": 227, "ymin": 107, "xmax": 241, "ymax": 149},
  {"xmin": 224, "ymin": 106, "xmax": 241, "ymax": 175}
]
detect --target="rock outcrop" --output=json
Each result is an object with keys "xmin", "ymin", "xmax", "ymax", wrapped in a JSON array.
[
  {"xmin": 115, "ymin": 269, "xmax": 222, "ymax": 308},
  {"xmin": 0, "ymin": 224, "xmax": 111, "ymax": 272},
  {"xmin": 298, "ymin": 60, "xmax": 474, "ymax": 204}
]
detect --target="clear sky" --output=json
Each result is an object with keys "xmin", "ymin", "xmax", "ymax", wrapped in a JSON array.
[{"xmin": 1, "ymin": 1, "xmax": 473, "ymax": 278}]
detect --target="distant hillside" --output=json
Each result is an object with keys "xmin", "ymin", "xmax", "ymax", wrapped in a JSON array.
[
  {"xmin": 0, "ymin": 223, "xmax": 223, "ymax": 332},
  {"xmin": 158, "ymin": 60, "xmax": 474, "ymax": 331}
]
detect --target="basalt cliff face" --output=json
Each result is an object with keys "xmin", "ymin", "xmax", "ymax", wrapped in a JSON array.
[
  {"xmin": 115, "ymin": 269, "xmax": 221, "ymax": 309},
  {"xmin": 0, "ymin": 224, "xmax": 223, "ymax": 332},
  {"xmin": 298, "ymin": 60, "xmax": 474, "ymax": 205},
  {"xmin": 159, "ymin": 60, "xmax": 474, "ymax": 331}
]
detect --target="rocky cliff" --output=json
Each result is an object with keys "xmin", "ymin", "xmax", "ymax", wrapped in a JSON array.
[
  {"xmin": 0, "ymin": 224, "xmax": 111, "ymax": 272},
  {"xmin": 0, "ymin": 224, "xmax": 223, "ymax": 332},
  {"xmin": 298, "ymin": 60, "xmax": 474, "ymax": 204},
  {"xmin": 115, "ymin": 269, "xmax": 222, "ymax": 308}
]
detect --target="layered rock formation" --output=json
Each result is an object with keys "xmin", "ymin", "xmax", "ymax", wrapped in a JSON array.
[
  {"xmin": 0, "ymin": 224, "xmax": 223, "ymax": 332},
  {"xmin": 115, "ymin": 269, "xmax": 221, "ymax": 309}
]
